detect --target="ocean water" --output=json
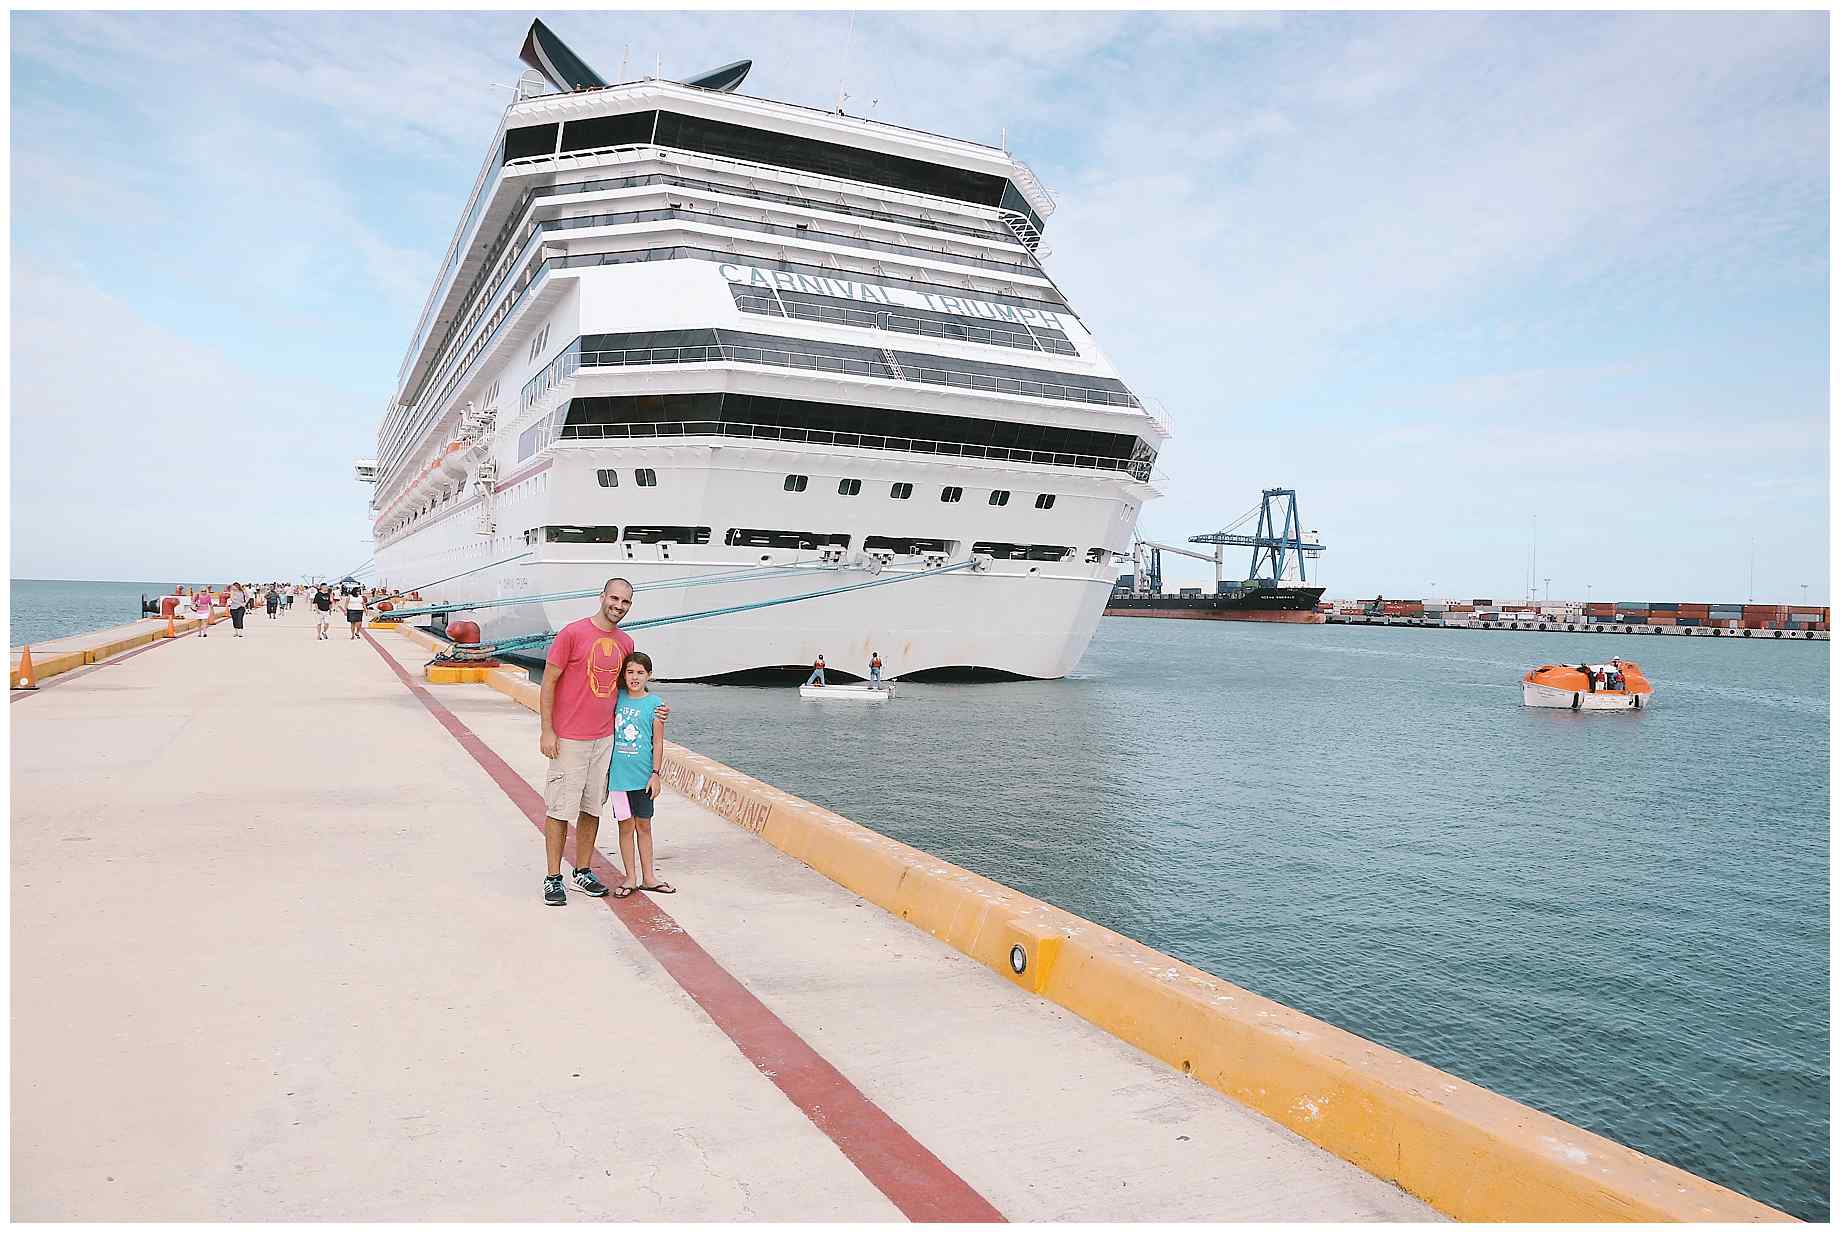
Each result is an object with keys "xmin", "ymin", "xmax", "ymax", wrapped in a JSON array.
[
  {"xmin": 9, "ymin": 578, "xmax": 174, "ymax": 646},
  {"xmin": 656, "ymin": 618, "xmax": 1830, "ymax": 1220}
]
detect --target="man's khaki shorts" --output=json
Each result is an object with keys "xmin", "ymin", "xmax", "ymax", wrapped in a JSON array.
[{"xmin": 544, "ymin": 735, "xmax": 612, "ymax": 821}]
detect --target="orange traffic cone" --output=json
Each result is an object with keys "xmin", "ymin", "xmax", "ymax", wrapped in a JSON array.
[
  {"xmin": 165, "ymin": 613, "xmax": 177, "ymax": 640},
  {"xmin": 13, "ymin": 646, "xmax": 39, "ymax": 691}
]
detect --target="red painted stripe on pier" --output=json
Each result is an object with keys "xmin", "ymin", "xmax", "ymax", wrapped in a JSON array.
[
  {"xmin": 9, "ymin": 626, "xmax": 193, "ymax": 703},
  {"xmin": 363, "ymin": 630, "xmax": 1004, "ymax": 1223}
]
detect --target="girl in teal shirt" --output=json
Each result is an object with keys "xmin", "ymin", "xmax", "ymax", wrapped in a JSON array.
[{"xmin": 608, "ymin": 651, "xmax": 672, "ymax": 897}]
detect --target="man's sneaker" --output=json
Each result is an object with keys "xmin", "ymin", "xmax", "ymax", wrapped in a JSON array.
[
  {"xmin": 571, "ymin": 867, "xmax": 610, "ymax": 896},
  {"xmin": 543, "ymin": 874, "xmax": 566, "ymax": 906}
]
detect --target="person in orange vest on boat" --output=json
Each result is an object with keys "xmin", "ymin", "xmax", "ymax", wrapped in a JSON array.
[
  {"xmin": 868, "ymin": 651, "xmax": 883, "ymax": 689},
  {"xmin": 806, "ymin": 654, "xmax": 826, "ymax": 687}
]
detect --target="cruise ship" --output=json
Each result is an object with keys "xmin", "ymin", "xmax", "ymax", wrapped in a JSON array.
[{"xmin": 363, "ymin": 21, "xmax": 1167, "ymax": 679}]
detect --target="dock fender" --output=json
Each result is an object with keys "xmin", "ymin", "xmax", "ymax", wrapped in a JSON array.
[{"xmin": 1570, "ymin": 693, "xmax": 1580, "ymax": 711}]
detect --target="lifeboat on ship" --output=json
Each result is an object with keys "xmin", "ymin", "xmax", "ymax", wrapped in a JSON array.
[{"xmin": 1522, "ymin": 660, "xmax": 1654, "ymax": 711}]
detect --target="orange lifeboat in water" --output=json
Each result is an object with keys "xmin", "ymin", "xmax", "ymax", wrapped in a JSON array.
[{"xmin": 1523, "ymin": 660, "xmax": 1654, "ymax": 710}]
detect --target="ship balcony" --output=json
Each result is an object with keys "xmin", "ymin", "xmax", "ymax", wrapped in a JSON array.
[{"xmin": 554, "ymin": 418, "xmax": 1157, "ymax": 485}]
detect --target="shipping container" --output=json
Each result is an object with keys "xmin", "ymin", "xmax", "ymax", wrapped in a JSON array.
[
  {"xmin": 1790, "ymin": 605, "xmax": 1824, "ymax": 615},
  {"xmin": 1586, "ymin": 603, "xmax": 1613, "ymax": 614},
  {"xmin": 1677, "ymin": 617, "xmax": 1700, "ymax": 627},
  {"xmin": 1647, "ymin": 614, "xmax": 1677, "ymax": 625},
  {"xmin": 1649, "ymin": 603, "xmax": 1679, "ymax": 612},
  {"xmin": 1742, "ymin": 605, "xmax": 1783, "ymax": 618},
  {"xmin": 1678, "ymin": 605, "xmax": 1710, "ymax": 617},
  {"xmin": 1472, "ymin": 599, "xmax": 1493, "ymax": 606}
]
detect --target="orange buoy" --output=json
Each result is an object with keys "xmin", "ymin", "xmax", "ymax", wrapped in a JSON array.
[{"xmin": 14, "ymin": 646, "xmax": 39, "ymax": 691}]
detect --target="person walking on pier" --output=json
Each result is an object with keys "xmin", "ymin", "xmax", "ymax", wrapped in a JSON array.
[
  {"xmin": 537, "ymin": 577, "xmax": 667, "ymax": 906},
  {"xmin": 227, "ymin": 583, "xmax": 248, "ymax": 637},
  {"xmin": 609, "ymin": 651, "xmax": 672, "ymax": 898},
  {"xmin": 313, "ymin": 585, "xmax": 333, "ymax": 640},
  {"xmin": 344, "ymin": 589, "xmax": 365, "ymax": 640},
  {"xmin": 192, "ymin": 586, "xmax": 212, "ymax": 637},
  {"xmin": 265, "ymin": 586, "xmax": 280, "ymax": 620}
]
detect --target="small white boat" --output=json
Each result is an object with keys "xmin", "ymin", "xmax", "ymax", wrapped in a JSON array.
[{"xmin": 798, "ymin": 682, "xmax": 895, "ymax": 702}]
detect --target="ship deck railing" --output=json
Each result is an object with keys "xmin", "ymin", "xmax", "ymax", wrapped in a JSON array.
[
  {"xmin": 572, "ymin": 342, "xmax": 1143, "ymax": 409},
  {"xmin": 558, "ymin": 418, "xmax": 1154, "ymax": 482}
]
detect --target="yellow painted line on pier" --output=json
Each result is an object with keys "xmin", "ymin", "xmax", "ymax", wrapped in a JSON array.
[{"xmin": 386, "ymin": 626, "xmax": 1789, "ymax": 1223}]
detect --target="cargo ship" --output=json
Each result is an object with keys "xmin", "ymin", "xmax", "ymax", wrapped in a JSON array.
[
  {"xmin": 1103, "ymin": 487, "xmax": 1327, "ymax": 624},
  {"xmin": 1105, "ymin": 582, "xmax": 1326, "ymax": 623}
]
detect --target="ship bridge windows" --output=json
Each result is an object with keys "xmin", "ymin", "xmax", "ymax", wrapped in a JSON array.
[
  {"xmin": 973, "ymin": 542, "xmax": 1072, "ymax": 562},
  {"xmin": 623, "ymin": 525, "xmax": 710, "ymax": 545},
  {"xmin": 724, "ymin": 528, "xmax": 850, "ymax": 550},
  {"xmin": 864, "ymin": 536, "xmax": 953, "ymax": 556},
  {"xmin": 1085, "ymin": 547, "xmax": 1107, "ymax": 564},
  {"xmin": 502, "ymin": 111, "xmax": 1044, "ymax": 236},
  {"xmin": 544, "ymin": 525, "xmax": 622, "ymax": 544}
]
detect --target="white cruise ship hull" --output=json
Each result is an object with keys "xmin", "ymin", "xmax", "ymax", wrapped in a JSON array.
[{"xmin": 367, "ymin": 59, "xmax": 1167, "ymax": 681}]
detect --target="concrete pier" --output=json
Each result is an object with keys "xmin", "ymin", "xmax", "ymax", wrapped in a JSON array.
[{"xmin": 11, "ymin": 605, "xmax": 1442, "ymax": 1221}]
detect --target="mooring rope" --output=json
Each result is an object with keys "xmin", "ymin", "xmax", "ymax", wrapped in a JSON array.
[{"xmin": 446, "ymin": 559, "xmax": 980, "ymax": 660}]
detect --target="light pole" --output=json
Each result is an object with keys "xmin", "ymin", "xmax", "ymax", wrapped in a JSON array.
[
  {"xmin": 1544, "ymin": 577, "xmax": 1551, "ymax": 603},
  {"xmin": 1802, "ymin": 584, "xmax": 1809, "ymax": 606}
]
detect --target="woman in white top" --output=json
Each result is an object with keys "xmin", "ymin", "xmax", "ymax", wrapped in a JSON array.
[{"xmin": 192, "ymin": 586, "xmax": 214, "ymax": 637}]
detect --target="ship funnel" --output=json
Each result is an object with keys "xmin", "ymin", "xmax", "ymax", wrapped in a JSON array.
[
  {"xmin": 519, "ymin": 19, "xmax": 607, "ymax": 93},
  {"xmin": 682, "ymin": 59, "xmax": 752, "ymax": 93}
]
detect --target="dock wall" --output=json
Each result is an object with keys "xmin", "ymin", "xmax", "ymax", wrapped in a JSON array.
[{"xmin": 385, "ymin": 624, "xmax": 1791, "ymax": 1223}]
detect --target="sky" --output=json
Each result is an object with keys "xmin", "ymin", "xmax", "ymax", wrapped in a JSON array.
[{"xmin": 9, "ymin": 10, "xmax": 1831, "ymax": 602}]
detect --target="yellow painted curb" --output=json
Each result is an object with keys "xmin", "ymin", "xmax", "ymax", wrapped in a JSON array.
[
  {"xmin": 11, "ymin": 650, "xmax": 86, "ymax": 681},
  {"xmin": 381, "ymin": 623, "xmax": 1788, "ymax": 1221},
  {"xmin": 370, "ymin": 620, "xmax": 403, "ymax": 630},
  {"xmin": 425, "ymin": 665, "xmax": 491, "ymax": 685}
]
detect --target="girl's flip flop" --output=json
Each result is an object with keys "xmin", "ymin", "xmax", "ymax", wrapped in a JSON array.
[
  {"xmin": 640, "ymin": 882, "xmax": 677, "ymax": 894},
  {"xmin": 610, "ymin": 885, "xmax": 635, "ymax": 899}
]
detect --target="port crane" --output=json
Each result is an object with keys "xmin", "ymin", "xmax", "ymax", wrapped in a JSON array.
[{"xmin": 1127, "ymin": 488, "xmax": 1325, "ymax": 596}]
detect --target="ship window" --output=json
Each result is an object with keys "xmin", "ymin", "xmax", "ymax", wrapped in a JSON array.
[
  {"xmin": 784, "ymin": 474, "xmax": 809, "ymax": 492},
  {"xmin": 623, "ymin": 525, "xmax": 711, "ymax": 545},
  {"xmin": 864, "ymin": 536, "xmax": 952, "ymax": 555},
  {"xmin": 989, "ymin": 490, "xmax": 1011, "ymax": 507},
  {"xmin": 503, "ymin": 123, "xmax": 559, "ymax": 164},
  {"xmin": 941, "ymin": 487, "xmax": 963, "ymax": 503},
  {"xmin": 544, "ymin": 525, "xmax": 621, "ymax": 544},
  {"xmin": 596, "ymin": 469, "xmax": 620, "ymax": 488},
  {"xmin": 635, "ymin": 468, "xmax": 657, "ymax": 487},
  {"xmin": 890, "ymin": 483, "xmax": 913, "ymax": 500},
  {"xmin": 1036, "ymin": 494, "xmax": 1056, "ymax": 510},
  {"xmin": 723, "ymin": 528, "xmax": 850, "ymax": 550},
  {"xmin": 1085, "ymin": 547, "xmax": 1105, "ymax": 564},
  {"xmin": 558, "ymin": 111, "xmax": 654, "ymax": 155},
  {"xmin": 973, "ymin": 542, "xmax": 1072, "ymax": 562},
  {"xmin": 838, "ymin": 478, "xmax": 861, "ymax": 496}
]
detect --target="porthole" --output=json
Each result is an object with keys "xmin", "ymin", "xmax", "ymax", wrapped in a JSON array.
[
  {"xmin": 890, "ymin": 482, "xmax": 913, "ymax": 499},
  {"xmin": 838, "ymin": 478, "xmax": 861, "ymax": 496},
  {"xmin": 635, "ymin": 469, "xmax": 657, "ymax": 487},
  {"xmin": 784, "ymin": 474, "xmax": 809, "ymax": 493},
  {"xmin": 1035, "ymin": 494, "xmax": 1056, "ymax": 510},
  {"xmin": 990, "ymin": 490, "xmax": 1010, "ymax": 507},
  {"xmin": 941, "ymin": 486, "xmax": 963, "ymax": 503},
  {"xmin": 596, "ymin": 468, "xmax": 619, "ymax": 488}
]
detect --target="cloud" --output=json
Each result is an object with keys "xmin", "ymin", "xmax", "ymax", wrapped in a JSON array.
[{"xmin": 10, "ymin": 267, "xmax": 374, "ymax": 581}]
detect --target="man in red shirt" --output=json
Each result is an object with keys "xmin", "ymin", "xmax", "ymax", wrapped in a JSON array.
[{"xmin": 538, "ymin": 577, "xmax": 666, "ymax": 906}]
